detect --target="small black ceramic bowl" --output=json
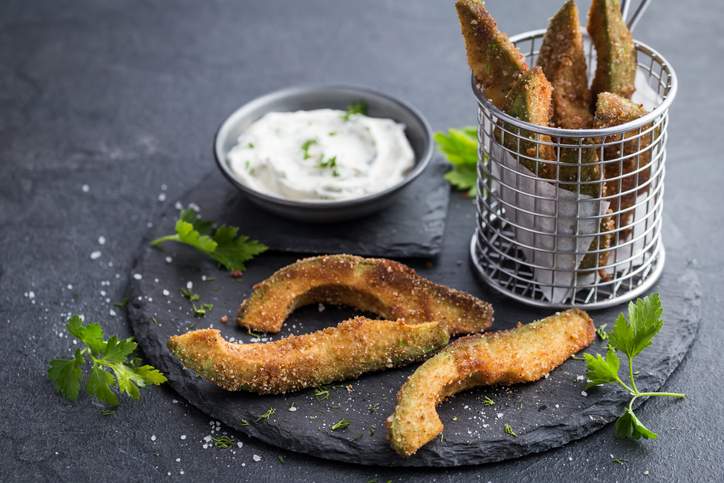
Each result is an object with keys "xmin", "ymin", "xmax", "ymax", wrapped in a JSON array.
[{"xmin": 213, "ymin": 85, "xmax": 433, "ymax": 223}]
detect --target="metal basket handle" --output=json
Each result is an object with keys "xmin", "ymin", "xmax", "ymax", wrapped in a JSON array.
[{"xmin": 621, "ymin": 0, "xmax": 651, "ymax": 32}]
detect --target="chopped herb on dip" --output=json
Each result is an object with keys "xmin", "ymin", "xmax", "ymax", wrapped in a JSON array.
[{"xmin": 227, "ymin": 108, "xmax": 414, "ymax": 201}]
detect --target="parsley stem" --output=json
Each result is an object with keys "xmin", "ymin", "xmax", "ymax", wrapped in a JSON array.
[
  {"xmin": 150, "ymin": 234, "xmax": 179, "ymax": 247},
  {"xmin": 627, "ymin": 356, "xmax": 639, "ymax": 394},
  {"xmin": 637, "ymin": 391, "xmax": 686, "ymax": 399}
]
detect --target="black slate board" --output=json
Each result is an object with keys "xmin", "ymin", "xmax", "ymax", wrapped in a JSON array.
[
  {"xmin": 173, "ymin": 162, "xmax": 450, "ymax": 259},
  {"xmin": 128, "ymin": 196, "xmax": 700, "ymax": 467}
]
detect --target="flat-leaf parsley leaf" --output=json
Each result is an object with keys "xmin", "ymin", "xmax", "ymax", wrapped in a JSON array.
[
  {"xmin": 48, "ymin": 315, "xmax": 167, "ymax": 407},
  {"xmin": 151, "ymin": 209, "xmax": 267, "ymax": 272},
  {"xmin": 434, "ymin": 127, "xmax": 480, "ymax": 196},
  {"xmin": 583, "ymin": 294, "xmax": 685, "ymax": 441}
]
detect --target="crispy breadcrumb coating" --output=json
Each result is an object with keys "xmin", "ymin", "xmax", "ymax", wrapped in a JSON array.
[
  {"xmin": 387, "ymin": 309, "xmax": 595, "ymax": 457},
  {"xmin": 168, "ymin": 318, "xmax": 449, "ymax": 394},
  {"xmin": 236, "ymin": 255, "xmax": 493, "ymax": 336},
  {"xmin": 594, "ymin": 92, "xmax": 652, "ymax": 237},
  {"xmin": 587, "ymin": 0, "xmax": 637, "ymax": 105},
  {"xmin": 538, "ymin": 0, "xmax": 593, "ymax": 129},
  {"xmin": 455, "ymin": 0, "xmax": 528, "ymax": 109}
]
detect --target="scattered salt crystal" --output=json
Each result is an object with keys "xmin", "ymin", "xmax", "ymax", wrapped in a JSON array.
[
  {"xmin": 288, "ymin": 405, "xmax": 297, "ymax": 412},
  {"xmin": 252, "ymin": 455, "xmax": 262, "ymax": 462},
  {"xmin": 165, "ymin": 256, "xmax": 173, "ymax": 264},
  {"xmin": 82, "ymin": 184, "xmax": 90, "ymax": 192},
  {"xmin": 581, "ymin": 391, "xmax": 588, "ymax": 397},
  {"xmin": 237, "ymin": 442, "xmax": 243, "ymax": 449},
  {"xmin": 158, "ymin": 193, "xmax": 166, "ymax": 202},
  {"xmin": 496, "ymin": 412, "xmax": 503, "ymax": 419},
  {"xmin": 179, "ymin": 470, "xmax": 184, "ymax": 475},
  {"xmin": 27, "ymin": 291, "xmax": 35, "ymax": 299},
  {"xmin": 568, "ymin": 456, "xmax": 573, "ymax": 461},
  {"xmin": 67, "ymin": 284, "xmax": 73, "ymax": 290},
  {"xmin": 186, "ymin": 281, "xmax": 193, "ymax": 290},
  {"xmin": 644, "ymin": 470, "xmax": 650, "ymax": 476},
  {"xmin": 188, "ymin": 203, "xmax": 200, "ymax": 212},
  {"xmin": 180, "ymin": 435, "xmax": 186, "ymax": 440},
  {"xmin": 172, "ymin": 399, "xmax": 178, "ymax": 404},
  {"xmin": 318, "ymin": 303, "xmax": 325, "ymax": 312},
  {"xmin": 100, "ymin": 290, "xmax": 106, "ymax": 296},
  {"xmin": 151, "ymin": 435, "xmax": 157, "ymax": 441},
  {"xmin": 90, "ymin": 251, "xmax": 101, "ymax": 260},
  {"xmin": 98, "ymin": 236, "xmax": 106, "ymax": 245},
  {"xmin": 175, "ymin": 457, "xmax": 181, "ymax": 462},
  {"xmin": 133, "ymin": 273, "xmax": 143, "ymax": 280},
  {"xmin": 576, "ymin": 375, "xmax": 585, "ymax": 381},
  {"xmin": 203, "ymin": 435, "xmax": 212, "ymax": 442},
  {"xmin": 175, "ymin": 201, "xmax": 183, "ymax": 210},
  {"xmin": 161, "ymin": 184, "xmax": 168, "ymax": 191},
  {"xmin": 163, "ymin": 289, "xmax": 170, "ymax": 296},
  {"xmin": 110, "ymin": 309, "xmax": 116, "ymax": 316}
]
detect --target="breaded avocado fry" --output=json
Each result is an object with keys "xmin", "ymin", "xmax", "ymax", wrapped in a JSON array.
[
  {"xmin": 168, "ymin": 318, "xmax": 449, "ymax": 394},
  {"xmin": 455, "ymin": 0, "xmax": 528, "ymax": 109},
  {"xmin": 594, "ymin": 92, "xmax": 653, "ymax": 236},
  {"xmin": 501, "ymin": 66, "xmax": 555, "ymax": 168},
  {"xmin": 387, "ymin": 309, "xmax": 595, "ymax": 457},
  {"xmin": 236, "ymin": 255, "xmax": 493, "ymax": 336},
  {"xmin": 587, "ymin": 0, "xmax": 637, "ymax": 104},
  {"xmin": 537, "ymin": 0, "xmax": 593, "ymax": 129}
]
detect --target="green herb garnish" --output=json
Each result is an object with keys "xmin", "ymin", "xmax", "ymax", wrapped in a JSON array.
[
  {"xmin": 342, "ymin": 101, "xmax": 368, "ymax": 121},
  {"xmin": 330, "ymin": 418, "xmax": 351, "ymax": 431},
  {"xmin": 48, "ymin": 315, "xmax": 166, "ymax": 407},
  {"xmin": 256, "ymin": 407, "xmax": 276, "ymax": 423},
  {"xmin": 503, "ymin": 423, "xmax": 517, "ymax": 437},
  {"xmin": 150, "ymin": 209, "xmax": 267, "ymax": 272},
  {"xmin": 239, "ymin": 419, "xmax": 250, "ymax": 427},
  {"xmin": 301, "ymin": 138, "xmax": 318, "ymax": 159},
  {"xmin": 113, "ymin": 298, "xmax": 128, "ymax": 309},
  {"xmin": 313, "ymin": 386, "xmax": 330, "ymax": 400},
  {"xmin": 213, "ymin": 435, "xmax": 234, "ymax": 449},
  {"xmin": 596, "ymin": 323, "xmax": 609, "ymax": 341},
  {"xmin": 318, "ymin": 155, "xmax": 340, "ymax": 176},
  {"xmin": 180, "ymin": 287, "xmax": 200, "ymax": 302},
  {"xmin": 482, "ymin": 396, "xmax": 495, "ymax": 406},
  {"xmin": 434, "ymin": 126, "xmax": 479, "ymax": 196},
  {"xmin": 584, "ymin": 294, "xmax": 685, "ymax": 440},
  {"xmin": 277, "ymin": 455, "xmax": 285, "ymax": 464},
  {"xmin": 192, "ymin": 302, "xmax": 213, "ymax": 318}
]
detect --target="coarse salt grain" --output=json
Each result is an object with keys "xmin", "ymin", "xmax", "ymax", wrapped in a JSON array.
[
  {"xmin": 180, "ymin": 435, "xmax": 186, "ymax": 440},
  {"xmin": 151, "ymin": 435, "xmax": 157, "ymax": 441},
  {"xmin": 158, "ymin": 193, "xmax": 166, "ymax": 202},
  {"xmin": 82, "ymin": 184, "xmax": 90, "ymax": 192},
  {"xmin": 252, "ymin": 455, "xmax": 261, "ymax": 462},
  {"xmin": 165, "ymin": 256, "xmax": 173, "ymax": 264},
  {"xmin": 163, "ymin": 289, "xmax": 170, "ymax": 296},
  {"xmin": 186, "ymin": 281, "xmax": 193, "ymax": 290},
  {"xmin": 133, "ymin": 273, "xmax": 143, "ymax": 280},
  {"xmin": 98, "ymin": 236, "xmax": 106, "ymax": 245},
  {"xmin": 90, "ymin": 251, "xmax": 101, "ymax": 260},
  {"xmin": 581, "ymin": 391, "xmax": 588, "ymax": 397}
]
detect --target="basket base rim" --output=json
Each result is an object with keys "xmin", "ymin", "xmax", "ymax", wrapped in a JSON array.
[{"xmin": 469, "ymin": 231, "xmax": 665, "ymax": 310}]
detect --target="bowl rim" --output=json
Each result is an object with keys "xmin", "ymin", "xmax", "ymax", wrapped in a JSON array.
[{"xmin": 213, "ymin": 84, "xmax": 434, "ymax": 209}]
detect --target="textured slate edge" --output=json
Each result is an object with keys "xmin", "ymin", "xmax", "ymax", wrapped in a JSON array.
[{"xmin": 127, "ymin": 239, "xmax": 701, "ymax": 468}]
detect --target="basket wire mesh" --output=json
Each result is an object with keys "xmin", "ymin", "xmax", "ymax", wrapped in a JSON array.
[{"xmin": 470, "ymin": 30, "xmax": 677, "ymax": 309}]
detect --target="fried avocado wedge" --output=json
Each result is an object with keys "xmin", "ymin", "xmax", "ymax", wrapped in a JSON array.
[
  {"xmin": 387, "ymin": 309, "xmax": 595, "ymax": 457},
  {"xmin": 455, "ymin": 0, "xmax": 527, "ymax": 109},
  {"xmin": 594, "ymin": 92, "xmax": 653, "ymax": 236},
  {"xmin": 587, "ymin": 0, "xmax": 637, "ymax": 105},
  {"xmin": 168, "ymin": 318, "xmax": 449, "ymax": 394},
  {"xmin": 236, "ymin": 255, "xmax": 493, "ymax": 336},
  {"xmin": 501, "ymin": 66, "xmax": 555, "ymax": 171},
  {"xmin": 537, "ymin": 0, "xmax": 593, "ymax": 129}
]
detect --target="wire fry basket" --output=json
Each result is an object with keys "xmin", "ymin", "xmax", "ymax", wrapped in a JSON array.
[{"xmin": 470, "ymin": 30, "xmax": 677, "ymax": 309}]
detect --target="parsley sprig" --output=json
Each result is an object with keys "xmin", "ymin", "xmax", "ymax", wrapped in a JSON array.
[
  {"xmin": 151, "ymin": 209, "xmax": 267, "ymax": 272},
  {"xmin": 434, "ymin": 126, "xmax": 480, "ymax": 196},
  {"xmin": 48, "ymin": 315, "xmax": 166, "ymax": 406},
  {"xmin": 584, "ymin": 294, "xmax": 685, "ymax": 440}
]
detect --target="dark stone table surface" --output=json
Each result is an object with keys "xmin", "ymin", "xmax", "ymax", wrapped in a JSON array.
[{"xmin": 1, "ymin": 0, "xmax": 721, "ymax": 481}]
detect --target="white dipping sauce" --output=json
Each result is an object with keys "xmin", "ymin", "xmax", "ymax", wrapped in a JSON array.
[{"xmin": 227, "ymin": 109, "xmax": 415, "ymax": 201}]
